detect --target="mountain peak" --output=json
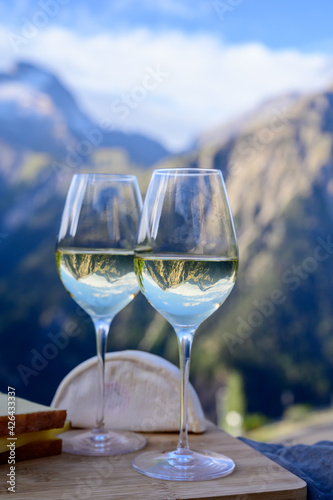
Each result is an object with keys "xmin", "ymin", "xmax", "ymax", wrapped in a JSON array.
[
  {"xmin": 15, "ymin": 60, "xmax": 53, "ymax": 75},
  {"xmin": 0, "ymin": 61, "xmax": 170, "ymax": 165},
  {"xmin": 5, "ymin": 61, "xmax": 63, "ymax": 93}
]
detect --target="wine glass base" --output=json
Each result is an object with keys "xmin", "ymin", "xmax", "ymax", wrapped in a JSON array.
[
  {"xmin": 59, "ymin": 429, "xmax": 146, "ymax": 456},
  {"xmin": 132, "ymin": 448, "xmax": 235, "ymax": 481}
]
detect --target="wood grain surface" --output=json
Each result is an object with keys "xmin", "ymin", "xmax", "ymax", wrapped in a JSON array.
[{"xmin": 0, "ymin": 422, "xmax": 307, "ymax": 499}]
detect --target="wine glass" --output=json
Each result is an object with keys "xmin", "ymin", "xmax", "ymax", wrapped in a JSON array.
[
  {"xmin": 133, "ymin": 168, "xmax": 238, "ymax": 480},
  {"xmin": 56, "ymin": 173, "xmax": 146, "ymax": 456}
]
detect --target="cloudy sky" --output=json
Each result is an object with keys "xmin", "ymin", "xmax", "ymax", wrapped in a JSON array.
[{"xmin": 0, "ymin": 0, "xmax": 333, "ymax": 151}]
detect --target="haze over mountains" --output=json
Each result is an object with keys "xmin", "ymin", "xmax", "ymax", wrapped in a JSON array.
[
  {"xmin": 0, "ymin": 61, "xmax": 169, "ymax": 165},
  {"xmin": 1, "ymin": 61, "xmax": 333, "ymax": 427}
]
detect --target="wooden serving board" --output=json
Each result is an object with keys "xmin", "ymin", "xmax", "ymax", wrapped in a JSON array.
[{"xmin": 0, "ymin": 423, "xmax": 306, "ymax": 499}]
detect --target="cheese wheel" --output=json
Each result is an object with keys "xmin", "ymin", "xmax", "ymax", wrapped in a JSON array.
[{"xmin": 51, "ymin": 350, "xmax": 206, "ymax": 433}]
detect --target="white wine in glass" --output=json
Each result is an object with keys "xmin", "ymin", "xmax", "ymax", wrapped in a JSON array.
[
  {"xmin": 133, "ymin": 168, "xmax": 238, "ymax": 481},
  {"xmin": 56, "ymin": 173, "xmax": 146, "ymax": 456}
]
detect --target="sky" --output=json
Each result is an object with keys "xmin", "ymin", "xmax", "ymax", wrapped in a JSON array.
[{"xmin": 0, "ymin": 0, "xmax": 333, "ymax": 151}]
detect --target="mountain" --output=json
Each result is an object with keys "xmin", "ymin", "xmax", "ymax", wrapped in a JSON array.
[
  {"xmin": 0, "ymin": 62, "xmax": 168, "ymax": 407},
  {"xmin": 2, "ymin": 65, "xmax": 333, "ymax": 428},
  {"xmin": 0, "ymin": 61, "xmax": 169, "ymax": 165},
  {"xmin": 194, "ymin": 92, "xmax": 301, "ymax": 150},
  {"xmin": 155, "ymin": 86, "xmax": 333, "ymax": 423}
]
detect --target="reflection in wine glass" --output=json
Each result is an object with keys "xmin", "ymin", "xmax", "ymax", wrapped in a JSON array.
[
  {"xmin": 133, "ymin": 168, "xmax": 238, "ymax": 480},
  {"xmin": 56, "ymin": 174, "xmax": 146, "ymax": 456}
]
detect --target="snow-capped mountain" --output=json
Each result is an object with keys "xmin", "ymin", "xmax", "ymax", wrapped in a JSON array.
[{"xmin": 0, "ymin": 61, "xmax": 169, "ymax": 165}]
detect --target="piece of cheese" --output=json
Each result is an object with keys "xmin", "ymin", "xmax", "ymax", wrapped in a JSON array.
[
  {"xmin": 52, "ymin": 350, "xmax": 206, "ymax": 433},
  {"xmin": 0, "ymin": 421, "xmax": 70, "ymax": 453},
  {"xmin": 0, "ymin": 394, "xmax": 68, "ymax": 463},
  {"xmin": 0, "ymin": 393, "xmax": 67, "ymax": 435}
]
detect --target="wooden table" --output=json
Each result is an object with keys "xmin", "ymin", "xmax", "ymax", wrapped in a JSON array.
[{"xmin": 0, "ymin": 423, "xmax": 306, "ymax": 499}]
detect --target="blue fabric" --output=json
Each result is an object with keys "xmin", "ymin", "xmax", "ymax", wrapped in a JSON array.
[{"xmin": 239, "ymin": 438, "xmax": 333, "ymax": 500}]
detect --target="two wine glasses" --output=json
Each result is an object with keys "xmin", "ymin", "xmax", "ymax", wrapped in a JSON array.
[{"xmin": 56, "ymin": 169, "xmax": 238, "ymax": 481}]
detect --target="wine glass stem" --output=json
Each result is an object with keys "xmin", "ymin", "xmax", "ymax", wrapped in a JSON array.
[
  {"xmin": 93, "ymin": 318, "xmax": 112, "ymax": 430},
  {"xmin": 175, "ymin": 328, "xmax": 195, "ymax": 452}
]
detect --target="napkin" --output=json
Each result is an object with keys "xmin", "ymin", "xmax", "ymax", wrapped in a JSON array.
[{"xmin": 240, "ymin": 437, "xmax": 333, "ymax": 500}]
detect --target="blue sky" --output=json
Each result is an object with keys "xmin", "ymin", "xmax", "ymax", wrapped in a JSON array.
[
  {"xmin": 2, "ymin": 0, "xmax": 332, "ymax": 51},
  {"xmin": 0, "ymin": 0, "xmax": 333, "ymax": 149}
]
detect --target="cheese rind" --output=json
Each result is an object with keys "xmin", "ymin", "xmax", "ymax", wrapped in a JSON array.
[
  {"xmin": 52, "ymin": 351, "xmax": 206, "ymax": 433},
  {"xmin": 0, "ymin": 439, "xmax": 63, "ymax": 465},
  {"xmin": 0, "ymin": 393, "xmax": 67, "ymax": 435}
]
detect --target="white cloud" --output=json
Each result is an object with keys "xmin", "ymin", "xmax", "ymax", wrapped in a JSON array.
[{"xmin": 0, "ymin": 25, "xmax": 332, "ymax": 151}]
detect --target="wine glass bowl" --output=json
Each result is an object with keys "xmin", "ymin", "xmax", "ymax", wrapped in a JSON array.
[
  {"xmin": 56, "ymin": 174, "xmax": 146, "ymax": 456},
  {"xmin": 133, "ymin": 168, "xmax": 238, "ymax": 480}
]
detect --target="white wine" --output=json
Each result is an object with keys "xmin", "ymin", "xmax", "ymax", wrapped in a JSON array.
[
  {"xmin": 56, "ymin": 249, "xmax": 139, "ymax": 320},
  {"xmin": 134, "ymin": 255, "xmax": 238, "ymax": 329}
]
